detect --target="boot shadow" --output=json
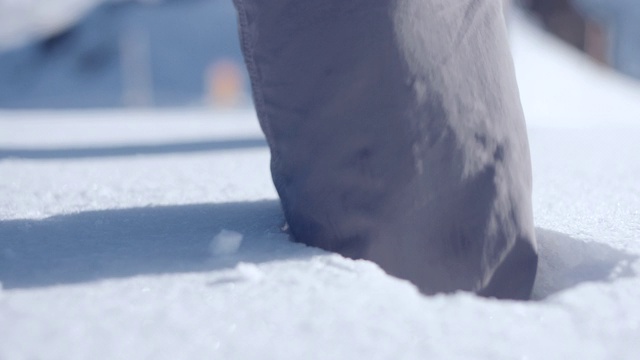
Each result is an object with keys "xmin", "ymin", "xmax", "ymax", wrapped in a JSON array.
[
  {"xmin": 532, "ymin": 228, "xmax": 638, "ymax": 300},
  {"xmin": 0, "ymin": 200, "xmax": 317, "ymax": 290}
]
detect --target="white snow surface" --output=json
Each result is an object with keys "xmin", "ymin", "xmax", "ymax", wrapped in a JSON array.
[{"xmin": 1, "ymin": 16, "xmax": 640, "ymax": 360}]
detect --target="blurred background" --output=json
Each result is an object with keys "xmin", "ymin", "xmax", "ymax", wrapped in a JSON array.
[
  {"xmin": 0, "ymin": 0, "xmax": 248, "ymax": 109},
  {"xmin": 518, "ymin": 0, "xmax": 640, "ymax": 79},
  {"xmin": 0, "ymin": 0, "xmax": 638, "ymax": 110}
]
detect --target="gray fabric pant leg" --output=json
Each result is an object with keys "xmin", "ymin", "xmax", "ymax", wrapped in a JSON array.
[{"xmin": 233, "ymin": 0, "xmax": 538, "ymax": 300}]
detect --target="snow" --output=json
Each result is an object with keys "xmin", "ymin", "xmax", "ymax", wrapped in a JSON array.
[
  {"xmin": 209, "ymin": 230, "xmax": 244, "ymax": 256},
  {"xmin": 1, "ymin": 13, "xmax": 640, "ymax": 360},
  {"xmin": 511, "ymin": 11, "xmax": 640, "ymax": 127},
  {"xmin": 231, "ymin": 262, "xmax": 264, "ymax": 282}
]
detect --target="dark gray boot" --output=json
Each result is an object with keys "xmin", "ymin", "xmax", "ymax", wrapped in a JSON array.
[{"xmin": 233, "ymin": 0, "xmax": 538, "ymax": 299}]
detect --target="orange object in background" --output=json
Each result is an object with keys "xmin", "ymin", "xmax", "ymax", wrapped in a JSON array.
[{"xmin": 208, "ymin": 59, "xmax": 244, "ymax": 107}]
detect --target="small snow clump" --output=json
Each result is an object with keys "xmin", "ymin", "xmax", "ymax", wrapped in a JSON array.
[
  {"xmin": 209, "ymin": 229, "xmax": 243, "ymax": 256},
  {"xmin": 235, "ymin": 262, "xmax": 264, "ymax": 282}
]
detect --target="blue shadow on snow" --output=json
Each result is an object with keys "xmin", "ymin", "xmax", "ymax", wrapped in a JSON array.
[
  {"xmin": 0, "ymin": 138, "xmax": 268, "ymax": 160},
  {"xmin": 0, "ymin": 202, "xmax": 637, "ymax": 300},
  {"xmin": 0, "ymin": 200, "xmax": 319, "ymax": 289}
]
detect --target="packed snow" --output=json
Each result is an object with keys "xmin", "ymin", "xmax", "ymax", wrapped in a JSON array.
[{"xmin": 1, "ymin": 11, "xmax": 640, "ymax": 360}]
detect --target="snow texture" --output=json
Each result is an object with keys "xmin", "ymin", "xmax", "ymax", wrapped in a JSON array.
[{"xmin": 1, "ymin": 12, "xmax": 640, "ymax": 360}]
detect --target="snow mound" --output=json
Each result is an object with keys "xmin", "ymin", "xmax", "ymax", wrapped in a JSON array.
[{"xmin": 234, "ymin": 263, "xmax": 264, "ymax": 282}]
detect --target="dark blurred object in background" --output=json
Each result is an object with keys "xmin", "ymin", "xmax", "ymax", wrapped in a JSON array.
[
  {"xmin": 519, "ymin": 0, "xmax": 588, "ymax": 50},
  {"xmin": 0, "ymin": 0, "xmax": 248, "ymax": 109},
  {"xmin": 517, "ymin": 0, "xmax": 608, "ymax": 64},
  {"xmin": 518, "ymin": 0, "xmax": 640, "ymax": 80},
  {"xmin": 571, "ymin": 0, "xmax": 640, "ymax": 80}
]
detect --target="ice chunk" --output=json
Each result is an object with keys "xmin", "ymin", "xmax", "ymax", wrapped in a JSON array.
[{"xmin": 209, "ymin": 229, "xmax": 243, "ymax": 256}]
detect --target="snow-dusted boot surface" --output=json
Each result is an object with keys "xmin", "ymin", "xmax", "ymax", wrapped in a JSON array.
[{"xmin": 233, "ymin": 0, "xmax": 538, "ymax": 300}]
